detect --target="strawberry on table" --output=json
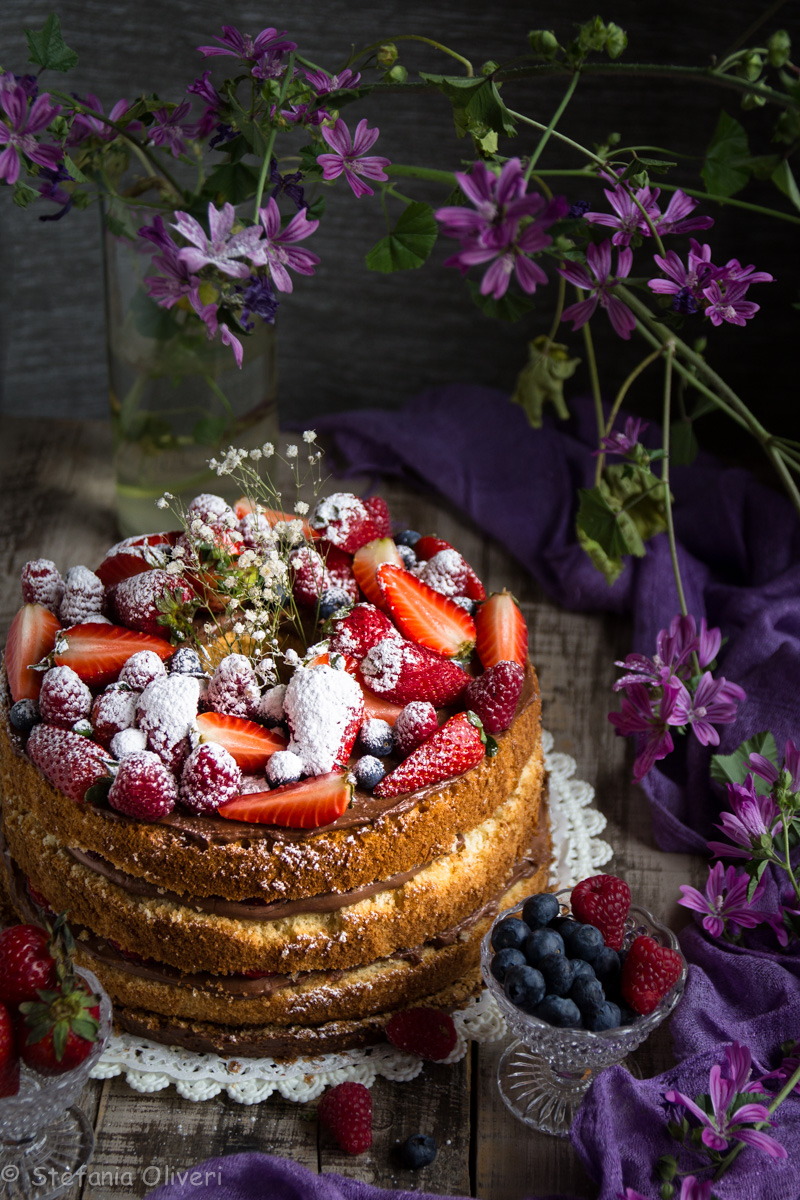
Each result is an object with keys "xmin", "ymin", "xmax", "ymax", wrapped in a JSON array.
[
  {"xmin": 5, "ymin": 603, "xmax": 61, "ymax": 702},
  {"xmin": 19, "ymin": 975, "xmax": 101, "ymax": 1076},
  {"xmin": 318, "ymin": 1081, "xmax": 373, "ymax": 1155},
  {"xmin": 621, "ymin": 934, "xmax": 684, "ymax": 1015},
  {"xmin": 53, "ymin": 622, "xmax": 174, "ymax": 687},
  {"xmin": 359, "ymin": 637, "xmax": 468, "ymax": 707},
  {"xmin": 352, "ymin": 538, "xmax": 404, "ymax": 609},
  {"xmin": 376, "ymin": 564, "xmax": 476, "ymax": 659},
  {"xmin": 374, "ymin": 710, "xmax": 488, "ymax": 798},
  {"xmin": 385, "ymin": 1007, "xmax": 457, "ymax": 1061},
  {"xmin": 26, "ymin": 725, "xmax": 112, "ymax": 803},
  {"xmin": 464, "ymin": 660, "xmax": 525, "ymax": 734},
  {"xmin": 0, "ymin": 923, "xmax": 58, "ymax": 1010},
  {"xmin": 196, "ymin": 711, "xmax": 288, "ymax": 771},
  {"xmin": 218, "ymin": 769, "xmax": 353, "ymax": 828},
  {"xmin": 0, "ymin": 1002, "xmax": 19, "ymax": 1096},
  {"xmin": 571, "ymin": 874, "xmax": 632, "ymax": 951},
  {"xmin": 474, "ymin": 590, "xmax": 528, "ymax": 669}
]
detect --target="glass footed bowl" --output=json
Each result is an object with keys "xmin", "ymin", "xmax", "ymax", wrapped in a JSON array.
[
  {"xmin": 480, "ymin": 887, "xmax": 687, "ymax": 1138},
  {"xmin": 0, "ymin": 968, "xmax": 111, "ymax": 1200}
]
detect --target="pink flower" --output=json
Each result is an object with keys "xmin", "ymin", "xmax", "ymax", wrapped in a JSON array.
[
  {"xmin": 253, "ymin": 198, "xmax": 319, "ymax": 293},
  {"xmin": 584, "ymin": 179, "xmax": 662, "ymax": 246},
  {"xmin": 173, "ymin": 202, "xmax": 264, "ymax": 279},
  {"xmin": 678, "ymin": 862, "xmax": 768, "ymax": 939},
  {"xmin": 707, "ymin": 775, "xmax": 783, "ymax": 860},
  {"xmin": 0, "ymin": 80, "xmax": 61, "ymax": 186},
  {"xmin": 653, "ymin": 189, "xmax": 715, "ymax": 237},
  {"xmin": 220, "ymin": 323, "xmax": 243, "ymax": 369},
  {"xmin": 750, "ymin": 736, "xmax": 800, "ymax": 792},
  {"xmin": 317, "ymin": 118, "xmax": 390, "ymax": 199},
  {"xmin": 148, "ymin": 99, "xmax": 194, "ymax": 159},
  {"xmin": 559, "ymin": 241, "xmax": 637, "ymax": 339},
  {"xmin": 197, "ymin": 26, "xmax": 296, "ymax": 65},
  {"xmin": 436, "ymin": 157, "xmax": 545, "ymax": 241},
  {"xmin": 702, "ymin": 278, "xmax": 763, "ymax": 328},
  {"xmin": 671, "ymin": 671, "xmax": 746, "ymax": 747},
  {"xmin": 594, "ymin": 415, "xmax": 648, "ymax": 457},
  {"xmin": 608, "ymin": 677, "xmax": 687, "ymax": 781}
]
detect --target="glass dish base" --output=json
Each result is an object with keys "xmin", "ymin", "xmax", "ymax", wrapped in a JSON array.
[
  {"xmin": 0, "ymin": 1105, "xmax": 95, "ymax": 1200},
  {"xmin": 497, "ymin": 1038, "xmax": 641, "ymax": 1137}
]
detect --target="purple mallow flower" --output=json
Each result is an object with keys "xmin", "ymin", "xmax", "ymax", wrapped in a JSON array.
[
  {"xmin": 584, "ymin": 179, "xmax": 661, "ymax": 246},
  {"xmin": 269, "ymin": 159, "xmax": 306, "ymax": 210},
  {"xmin": 750, "ymin": 736, "xmax": 800, "ymax": 792},
  {"xmin": 702, "ymin": 278, "xmax": 762, "ymax": 327},
  {"xmin": 303, "ymin": 67, "xmax": 361, "ymax": 96},
  {"xmin": 678, "ymin": 862, "xmax": 768, "ymax": 939},
  {"xmin": 173, "ymin": 201, "xmax": 264, "ymax": 279},
  {"xmin": 671, "ymin": 671, "xmax": 746, "ymax": 747},
  {"xmin": 593, "ymin": 415, "xmax": 648, "ymax": 457},
  {"xmin": 608, "ymin": 678, "xmax": 687, "ymax": 782},
  {"xmin": 148, "ymin": 99, "xmax": 194, "ymax": 159},
  {"xmin": 239, "ymin": 275, "xmax": 279, "ymax": 329},
  {"xmin": 436, "ymin": 158, "xmax": 546, "ymax": 243},
  {"xmin": 666, "ymin": 1042, "xmax": 786, "ymax": 1159},
  {"xmin": 317, "ymin": 118, "xmax": 390, "ymax": 199},
  {"xmin": 197, "ymin": 26, "xmax": 297, "ymax": 66},
  {"xmin": 253, "ymin": 198, "xmax": 319, "ymax": 292},
  {"xmin": 559, "ymin": 240, "xmax": 637, "ymax": 339},
  {"xmin": 648, "ymin": 238, "xmax": 772, "ymax": 325},
  {"xmin": 653, "ymin": 189, "xmax": 715, "ymax": 237},
  {"xmin": 67, "ymin": 94, "xmax": 137, "ymax": 145},
  {"xmin": 140, "ymin": 214, "xmax": 202, "ymax": 310},
  {"xmin": 0, "ymin": 80, "xmax": 62, "ymax": 186},
  {"xmin": 707, "ymin": 775, "xmax": 783, "ymax": 860}
]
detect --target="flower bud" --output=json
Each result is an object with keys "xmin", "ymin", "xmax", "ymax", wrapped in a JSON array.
[
  {"xmin": 768, "ymin": 29, "xmax": 791, "ymax": 68},
  {"xmin": 376, "ymin": 43, "xmax": 398, "ymax": 68},
  {"xmin": 384, "ymin": 64, "xmax": 408, "ymax": 83},
  {"xmin": 528, "ymin": 29, "xmax": 559, "ymax": 59},
  {"xmin": 735, "ymin": 51, "xmax": 763, "ymax": 82},
  {"xmin": 481, "ymin": 60, "xmax": 500, "ymax": 76}
]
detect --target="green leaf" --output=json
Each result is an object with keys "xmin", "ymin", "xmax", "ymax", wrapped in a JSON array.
[
  {"xmin": 419, "ymin": 73, "xmax": 516, "ymax": 138},
  {"xmin": 62, "ymin": 154, "xmax": 87, "ymax": 184},
  {"xmin": 702, "ymin": 112, "xmax": 751, "ymax": 197},
  {"xmin": 747, "ymin": 859, "xmax": 769, "ymax": 901},
  {"xmin": 710, "ymin": 731, "xmax": 778, "ymax": 792},
  {"xmin": 204, "ymin": 161, "xmax": 260, "ymax": 205},
  {"xmin": 467, "ymin": 280, "xmax": 536, "ymax": 322},
  {"xmin": 771, "ymin": 159, "xmax": 800, "ymax": 212},
  {"xmin": 12, "ymin": 181, "xmax": 39, "ymax": 209},
  {"xmin": 576, "ymin": 486, "xmax": 645, "ymax": 560},
  {"xmin": 617, "ymin": 157, "xmax": 677, "ymax": 184},
  {"xmin": 365, "ymin": 201, "xmax": 438, "ymax": 272},
  {"xmin": 670, "ymin": 420, "xmax": 699, "ymax": 466},
  {"xmin": 25, "ymin": 13, "xmax": 78, "ymax": 73}
]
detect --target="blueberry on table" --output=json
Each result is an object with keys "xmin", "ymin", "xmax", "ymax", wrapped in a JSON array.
[
  {"xmin": 503, "ymin": 964, "xmax": 546, "ymax": 1013},
  {"xmin": 567, "ymin": 923, "xmax": 605, "ymax": 963},
  {"xmin": 522, "ymin": 892, "xmax": 560, "ymax": 929},
  {"xmin": 524, "ymin": 927, "xmax": 565, "ymax": 966},
  {"xmin": 585, "ymin": 1000, "xmax": 622, "ymax": 1031},
  {"xmin": 569, "ymin": 975, "xmax": 606, "ymax": 1017},
  {"xmin": 396, "ymin": 1134, "xmax": 437, "ymax": 1169},
  {"xmin": 539, "ymin": 953, "xmax": 575, "ymax": 997},
  {"xmin": 534, "ymin": 994, "xmax": 583, "ymax": 1029},
  {"xmin": 490, "ymin": 947, "xmax": 526, "ymax": 984},
  {"xmin": 491, "ymin": 917, "xmax": 530, "ymax": 952}
]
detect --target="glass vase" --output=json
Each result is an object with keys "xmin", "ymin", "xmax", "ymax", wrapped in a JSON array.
[{"xmin": 102, "ymin": 219, "xmax": 279, "ymax": 538}]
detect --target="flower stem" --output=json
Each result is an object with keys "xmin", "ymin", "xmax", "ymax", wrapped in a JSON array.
[
  {"xmin": 385, "ymin": 164, "xmax": 456, "ymax": 185},
  {"xmin": 525, "ymin": 71, "xmax": 581, "ymax": 179},
  {"xmin": 657, "ymin": 183, "xmax": 800, "ymax": 228},
  {"xmin": 594, "ymin": 346, "xmax": 664, "ymax": 486},
  {"xmin": 253, "ymin": 53, "xmax": 296, "ymax": 221},
  {"xmin": 578, "ymin": 306, "xmax": 603, "ymax": 438},
  {"xmin": 660, "ymin": 342, "xmax": 690, "ymax": 620},
  {"xmin": 506, "ymin": 107, "xmax": 606, "ymax": 167},
  {"xmin": 546, "ymin": 273, "xmax": 566, "ymax": 343},
  {"xmin": 356, "ymin": 35, "xmax": 473, "ymax": 76},
  {"xmin": 713, "ymin": 1060, "xmax": 800, "ymax": 1181}
]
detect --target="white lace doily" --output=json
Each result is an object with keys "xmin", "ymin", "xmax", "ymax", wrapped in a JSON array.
[{"xmin": 91, "ymin": 730, "xmax": 613, "ymax": 1104}]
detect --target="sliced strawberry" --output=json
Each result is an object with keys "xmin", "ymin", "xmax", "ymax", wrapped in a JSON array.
[
  {"xmin": 195, "ymin": 711, "xmax": 287, "ymax": 771},
  {"xmin": 5, "ymin": 604, "xmax": 61, "ymax": 702},
  {"xmin": 359, "ymin": 638, "xmax": 468, "ymax": 706},
  {"xmin": 352, "ymin": 539, "xmax": 404, "ymax": 609},
  {"xmin": 218, "ymin": 770, "xmax": 353, "ymax": 828},
  {"xmin": 376, "ymin": 564, "xmax": 475, "ymax": 659},
  {"xmin": 306, "ymin": 652, "xmax": 358, "ymax": 675},
  {"xmin": 54, "ymin": 623, "xmax": 174, "ymax": 688},
  {"xmin": 233, "ymin": 498, "xmax": 315, "ymax": 539},
  {"xmin": 374, "ymin": 711, "xmax": 487, "ymax": 798},
  {"xmin": 413, "ymin": 536, "xmax": 454, "ymax": 561},
  {"xmin": 360, "ymin": 688, "xmax": 405, "ymax": 726},
  {"xmin": 474, "ymin": 591, "xmax": 528, "ymax": 669},
  {"xmin": 95, "ymin": 532, "xmax": 176, "ymax": 588}
]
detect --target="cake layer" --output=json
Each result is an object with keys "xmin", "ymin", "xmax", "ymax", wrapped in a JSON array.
[{"xmin": 0, "ymin": 666, "xmax": 541, "ymax": 904}]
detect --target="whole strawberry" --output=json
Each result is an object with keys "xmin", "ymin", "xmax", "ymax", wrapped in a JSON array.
[
  {"xmin": 26, "ymin": 724, "xmax": 112, "ymax": 803},
  {"xmin": 0, "ymin": 1001, "xmax": 20, "ymax": 1096},
  {"xmin": 359, "ymin": 637, "xmax": 467, "ymax": 707},
  {"xmin": 464, "ymin": 660, "xmax": 525, "ymax": 734},
  {"xmin": 318, "ymin": 1081, "xmax": 373, "ymax": 1155},
  {"xmin": 329, "ymin": 603, "xmax": 399, "ymax": 659},
  {"xmin": 110, "ymin": 569, "xmax": 194, "ymax": 638},
  {"xmin": 0, "ymin": 924, "xmax": 58, "ymax": 1010},
  {"xmin": 385, "ymin": 1007, "xmax": 457, "ymax": 1061},
  {"xmin": 19, "ymin": 976, "xmax": 101, "ymax": 1076},
  {"xmin": 621, "ymin": 935, "xmax": 684, "ymax": 1015},
  {"xmin": 571, "ymin": 874, "xmax": 632, "ymax": 952},
  {"xmin": 374, "ymin": 711, "xmax": 488, "ymax": 798}
]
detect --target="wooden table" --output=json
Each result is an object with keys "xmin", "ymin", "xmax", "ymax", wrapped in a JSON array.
[{"xmin": 0, "ymin": 417, "xmax": 706, "ymax": 1199}]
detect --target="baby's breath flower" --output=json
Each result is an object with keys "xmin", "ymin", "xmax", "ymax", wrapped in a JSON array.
[
  {"xmin": 156, "ymin": 497, "xmax": 169, "ymax": 510},
  {"xmin": 249, "ymin": 448, "xmax": 262, "ymax": 461},
  {"xmin": 223, "ymin": 575, "xmax": 237, "ymax": 589},
  {"xmin": 286, "ymin": 444, "xmax": 298, "ymax": 459},
  {"xmin": 172, "ymin": 545, "xmax": 186, "ymax": 558},
  {"xmin": 165, "ymin": 560, "xmax": 184, "ymax": 575},
  {"xmin": 252, "ymin": 629, "xmax": 266, "ymax": 642},
  {"xmin": 294, "ymin": 500, "xmax": 309, "ymax": 515},
  {"xmin": 203, "ymin": 622, "xmax": 216, "ymax": 636},
  {"xmin": 244, "ymin": 609, "xmax": 258, "ymax": 623},
  {"xmin": 233, "ymin": 622, "xmax": 245, "ymax": 636},
  {"xmin": 262, "ymin": 442, "xmax": 275, "ymax": 458},
  {"xmin": 303, "ymin": 429, "xmax": 317, "ymax": 443},
  {"xmin": 228, "ymin": 597, "xmax": 240, "ymax": 609}
]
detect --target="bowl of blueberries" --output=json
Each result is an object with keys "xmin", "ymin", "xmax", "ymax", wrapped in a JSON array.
[{"xmin": 481, "ymin": 875, "xmax": 687, "ymax": 1137}]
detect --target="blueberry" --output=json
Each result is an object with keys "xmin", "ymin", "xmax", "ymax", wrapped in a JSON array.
[
  {"xmin": 524, "ymin": 927, "xmax": 565, "ymax": 966},
  {"xmin": 451, "ymin": 596, "xmax": 476, "ymax": 614},
  {"xmin": 396, "ymin": 544, "xmax": 418, "ymax": 569},
  {"xmin": 394, "ymin": 530, "xmax": 421, "ymax": 547},
  {"xmin": 592, "ymin": 946, "xmax": 621, "ymax": 986},
  {"xmin": 490, "ymin": 947, "xmax": 526, "ymax": 984},
  {"xmin": 396, "ymin": 1133, "xmax": 437, "ymax": 1169},
  {"xmin": 550, "ymin": 915, "xmax": 577, "ymax": 937},
  {"xmin": 318, "ymin": 587, "xmax": 352, "ymax": 620},
  {"xmin": 265, "ymin": 749, "xmax": 303, "ymax": 787},
  {"xmin": 354, "ymin": 755, "xmax": 386, "ymax": 790},
  {"xmin": 618, "ymin": 1004, "xmax": 637, "ymax": 1027},
  {"xmin": 539, "ymin": 953, "xmax": 575, "ymax": 997},
  {"xmin": 569, "ymin": 975, "xmax": 606, "ymax": 1016},
  {"xmin": 491, "ymin": 917, "xmax": 530, "ymax": 952},
  {"xmin": 522, "ymin": 893, "xmax": 560, "ymax": 929},
  {"xmin": 170, "ymin": 647, "xmax": 205, "ymax": 676},
  {"xmin": 570, "ymin": 958, "xmax": 596, "ymax": 981},
  {"xmin": 9, "ymin": 698, "xmax": 40, "ymax": 733},
  {"xmin": 567, "ymin": 923, "xmax": 605, "ymax": 963},
  {"xmin": 585, "ymin": 1001, "xmax": 622, "ymax": 1032},
  {"xmin": 534, "ymin": 994, "xmax": 583, "ymax": 1029},
  {"xmin": 358, "ymin": 718, "xmax": 394, "ymax": 757},
  {"xmin": 503, "ymin": 964, "xmax": 546, "ymax": 1013}
]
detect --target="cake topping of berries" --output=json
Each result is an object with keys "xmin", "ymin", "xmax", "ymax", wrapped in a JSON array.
[
  {"xmin": 59, "ymin": 566, "xmax": 105, "ymax": 627},
  {"xmin": 358, "ymin": 717, "xmax": 394, "ymax": 756},
  {"xmin": 118, "ymin": 649, "xmax": 168, "ymax": 691},
  {"xmin": 351, "ymin": 538, "xmax": 404, "ymax": 608},
  {"xmin": 170, "ymin": 647, "xmax": 206, "ymax": 677},
  {"xmin": 38, "ymin": 665, "xmax": 93, "ymax": 729},
  {"xmin": 419, "ymin": 549, "xmax": 485, "ymax": 602},
  {"xmin": 376, "ymin": 564, "xmax": 476, "ymax": 659},
  {"xmin": 475, "ymin": 590, "xmax": 528, "ymax": 670},
  {"xmin": 54, "ymin": 622, "xmax": 174, "ymax": 688},
  {"xmin": 258, "ymin": 684, "xmax": 287, "ymax": 726},
  {"xmin": 195, "ymin": 710, "xmax": 287, "ymax": 771},
  {"xmin": 360, "ymin": 637, "xmax": 467, "ymax": 707},
  {"xmin": 91, "ymin": 686, "xmax": 139, "ymax": 748},
  {"xmin": 571, "ymin": 875, "xmax": 632, "ymax": 952},
  {"xmin": 9, "ymin": 698, "xmax": 40, "ymax": 734},
  {"xmin": 21, "ymin": 559, "xmax": 64, "ymax": 613},
  {"xmin": 374, "ymin": 710, "xmax": 488, "ymax": 798},
  {"xmin": 110, "ymin": 727, "xmax": 148, "ymax": 758},
  {"xmin": 187, "ymin": 493, "xmax": 237, "ymax": 528},
  {"xmin": 621, "ymin": 935, "xmax": 684, "ymax": 1015},
  {"xmin": 385, "ymin": 1007, "xmax": 458, "ymax": 1061},
  {"xmin": 464, "ymin": 660, "xmax": 525, "ymax": 734},
  {"xmin": 284, "ymin": 663, "xmax": 364, "ymax": 775},
  {"xmin": 289, "ymin": 545, "xmax": 328, "ymax": 607},
  {"xmin": 136, "ymin": 674, "xmax": 200, "ymax": 772},
  {"xmin": 179, "ymin": 742, "xmax": 242, "ymax": 814},
  {"xmin": 108, "ymin": 749, "xmax": 179, "ymax": 820},
  {"xmin": 265, "ymin": 748, "xmax": 303, "ymax": 787},
  {"xmin": 310, "ymin": 492, "xmax": 386, "ymax": 554},
  {"xmin": 207, "ymin": 653, "xmax": 261, "ymax": 718},
  {"xmin": 393, "ymin": 701, "xmax": 438, "ymax": 758},
  {"xmin": 5, "ymin": 603, "xmax": 62, "ymax": 703},
  {"xmin": 26, "ymin": 724, "xmax": 111, "ymax": 803},
  {"xmin": 110, "ymin": 569, "xmax": 194, "ymax": 639},
  {"xmin": 95, "ymin": 532, "xmax": 172, "ymax": 587},
  {"xmin": 218, "ymin": 769, "xmax": 353, "ymax": 828},
  {"xmin": 328, "ymin": 603, "xmax": 399, "ymax": 659},
  {"xmin": 318, "ymin": 1081, "xmax": 373, "ymax": 1155}
]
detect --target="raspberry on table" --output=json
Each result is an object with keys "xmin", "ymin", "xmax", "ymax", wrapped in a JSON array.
[
  {"xmin": 571, "ymin": 874, "xmax": 632, "ymax": 951},
  {"xmin": 464, "ymin": 660, "xmax": 525, "ymax": 734},
  {"xmin": 318, "ymin": 1081, "xmax": 373, "ymax": 1155},
  {"xmin": 207, "ymin": 654, "xmax": 261, "ymax": 719},
  {"xmin": 59, "ymin": 565, "xmax": 105, "ymax": 626},
  {"xmin": 108, "ymin": 750, "xmax": 179, "ymax": 819},
  {"xmin": 385, "ymin": 1007, "xmax": 457, "ymax": 1061},
  {"xmin": 393, "ymin": 700, "xmax": 438, "ymax": 758},
  {"xmin": 38, "ymin": 665, "xmax": 93, "ymax": 729},
  {"xmin": 119, "ymin": 650, "xmax": 168, "ymax": 691},
  {"xmin": 20, "ymin": 559, "xmax": 64, "ymax": 613},
  {"xmin": 179, "ymin": 742, "xmax": 242, "ymax": 814}
]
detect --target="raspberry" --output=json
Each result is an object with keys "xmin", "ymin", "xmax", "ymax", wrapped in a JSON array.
[
  {"xmin": 320, "ymin": 544, "xmax": 360, "ymax": 604},
  {"xmin": 38, "ymin": 666, "xmax": 93, "ymax": 729},
  {"xmin": 179, "ymin": 742, "xmax": 242, "ymax": 814},
  {"xmin": 310, "ymin": 493, "xmax": 381, "ymax": 555},
  {"xmin": 289, "ymin": 545, "xmax": 327, "ymax": 607},
  {"xmin": 329, "ymin": 603, "xmax": 398, "ymax": 659},
  {"xmin": 59, "ymin": 565, "xmax": 105, "ymax": 626},
  {"xmin": 571, "ymin": 874, "xmax": 632, "ymax": 951},
  {"xmin": 237, "ymin": 510, "xmax": 273, "ymax": 548},
  {"xmin": 419, "ymin": 549, "xmax": 471, "ymax": 597},
  {"xmin": 621, "ymin": 935, "xmax": 685, "ymax": 1015},
  {"xmin": 110, "ymin": 728, "xmax": 148, "ymax": 758},
  {"xmin": 27, "ymin": 725, "xmax": 111, "ymax": 803},
  {"xmin": 136, "ymin": 674, "xmax": 200, "ymax": 772},
  {"xmin": 318, "ymin": 1082, "xmax": 373, "ymax": 1155},
  {"xmin": 21, "ymin": 559, "xmax": 64, "ymax": 613},
  {"xmin": 110, "ymin": 569, "xmax": 194, "ymax": 638},
  {"xmin": 464, "ymin": 660, "xmax": 525, "ymax": 735},
  {"xmin": 207, "ymin": 654, "xmax": 261, "ymax": 718},
  {"xmin": 118, "ymin": 650, "xmax": 168, "ymax": 691},
  {"xmin": 108, "ymin": 750, "xmax": 178, "ymax": 819},
  {"xmin": 393, "ymin": 701, "xmax": 438, "ymax": 758},
  {"xmin": 385, "ymin": 1007, "xmax": 457, "ymax": 1061},
  {"xmin": 91, "ymin": 685, "xmax": 139, "ymax": 748},
  {"xmin": 187, "ymin": 493, "xmax": 237, "ymax": 528}
]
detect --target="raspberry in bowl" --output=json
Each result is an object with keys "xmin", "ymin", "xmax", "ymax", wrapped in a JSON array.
[{"xmin": 480, "ymin": 877, "xmax": 687, "ymax": 1136}]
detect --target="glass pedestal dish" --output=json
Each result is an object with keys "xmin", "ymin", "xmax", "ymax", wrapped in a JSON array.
[
  {"xmin": 0, "ymin": 969, "xmax": 111, "ymax": 1200},
  {"xmin": 481, "ymin": 888, "xmax": 687, "ymax": 1137}
]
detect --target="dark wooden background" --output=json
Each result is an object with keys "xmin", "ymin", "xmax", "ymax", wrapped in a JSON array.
[{"xmin": 1, "ymin": 0, "xmax": 798, "ymax": 455}]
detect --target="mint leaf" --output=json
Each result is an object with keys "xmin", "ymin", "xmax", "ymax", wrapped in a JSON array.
[
  {"xmin": 710, "ymin": 731, "xmax": 778, "ymax": 793},
  {"xmin": 702, "ymin": 112, "xmax": 751, "ymax": 197},
  {"xmin": 365, "ymin": 202, "xmax": 438, "ymax": 272},
  {"xmin": 25, "ymin": 14, "xmax": 78, "ymax": 73}
]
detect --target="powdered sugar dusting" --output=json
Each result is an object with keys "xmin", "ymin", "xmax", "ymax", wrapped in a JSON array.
[
  {"xmin": 208, "ymin": 654, "xmax": 261, "ymax": 718},
  {"xmin": 359, "ymin": 638, "xmax": 408, "ymax": 694},
  {"xmin": 110, "ymin": 727, "xmax": 148, "ymax": 758},
  {"xmin": 136, "ymin": 675, "xmax": 200, "ymax": 772},
  {"xmin": 59, "ymin": 565, "xmax": 105, "ymax": 626},
  {"xmin": 420, "ymin": 549, "xmax": 467, "ymax": 597},
  {"xmin": 284, "ymin": 664, "xmax": 364, "ymax": 775}
]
